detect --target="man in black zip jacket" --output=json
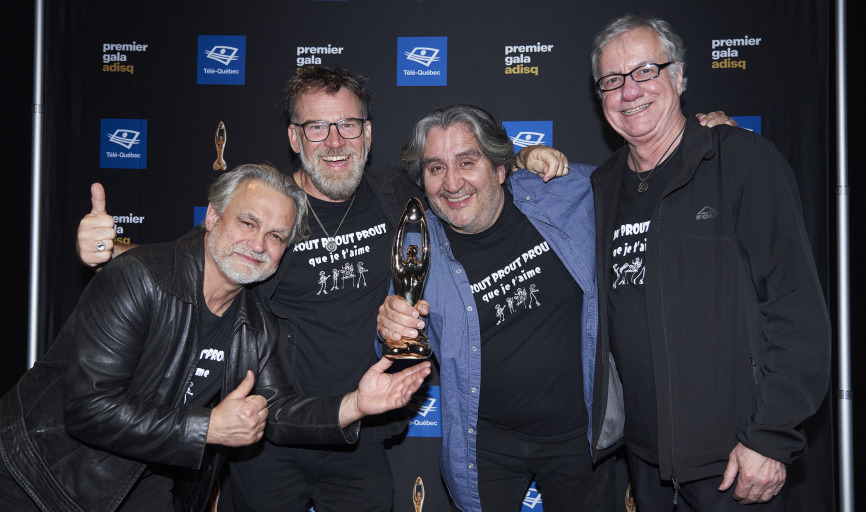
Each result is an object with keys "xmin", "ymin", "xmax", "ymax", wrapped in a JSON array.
[{"xmin": 588, "ymin": 15, "xmax": 830, "ymax": 511}]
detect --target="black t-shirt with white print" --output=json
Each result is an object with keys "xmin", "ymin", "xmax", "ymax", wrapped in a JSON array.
[
  {"xmin": 183, "ymin": 294, "xmax": 241, "ymax": 407},
  {"xmin": 446, "ymin": 189, "xmax": 586, "ymax": 441},
  {"xmin": 273, "ymin": 181, "xmax": 392, "ymax": 397},
  {"xmin": 607, "ymin": 151, "xmax": 678, "ymax": 463}
]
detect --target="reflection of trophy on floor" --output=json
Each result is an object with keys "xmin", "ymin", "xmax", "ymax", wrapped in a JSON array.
[
  {"xmin": 383, "ymin": 198, "xmax": 432, "ymax": 359},
  {"xmin": 625, "ymin": 482, "xmax": 636, "ymax": 512},
  {"xmin": 413, "ymin": 476, "xmax": 425, "ymax": 512},
  {"xmin": 213, "ymin": 121, "xmax": 227, "ymax": 171}
]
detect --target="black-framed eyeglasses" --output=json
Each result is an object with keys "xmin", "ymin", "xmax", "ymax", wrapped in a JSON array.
[
  {"xmin": 596, "ymin": 62, "xmax": 673, "ymax": 92},
  {"xmin": 294, "ymin": 118, "xmax": 366, "ymax": 142}
]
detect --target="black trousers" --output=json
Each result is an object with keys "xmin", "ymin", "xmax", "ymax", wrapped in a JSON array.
[
  {"xmin": 627, "ymin": 450, "xmax": 786, "ymax": 512},
  {"xmin": 474, "ymin": 422, "xmax": 614, "ymax": 512},
  {"xmin": 230, "ymin": 439, "xmax": 393, "ymax": 512}
]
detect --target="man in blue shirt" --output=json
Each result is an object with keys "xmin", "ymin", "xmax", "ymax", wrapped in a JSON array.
[{"xmin": 377, "ymin": 105, "xmax": 621, "ymax": 512}]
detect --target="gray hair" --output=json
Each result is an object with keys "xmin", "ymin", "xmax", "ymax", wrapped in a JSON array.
[
  {"xmin": 591, "ymin": 15, "xmax": 688, "ymax": 98},
  {"xmin": 208, "ymin": 163, "xmax": 309, "ymax": 244},
  {"xmin": 282, "ymin": 65, "xmax": 372, "ymax": 123},
  {"xmin": 401, "ymin": 104, "xmax": 516, "ymax": 188}
]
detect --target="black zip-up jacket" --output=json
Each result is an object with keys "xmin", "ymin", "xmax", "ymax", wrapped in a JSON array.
[
  {"xmin": 0, "ymin": 227, "xmax": 357, "ymax": 512},
  {"xmin": 253, "ymin": 167, "xmax": 425, "ymax": 441},
  {"xmin": 590, "ymin": 113, "xmax": 831, "ymax": 484}
]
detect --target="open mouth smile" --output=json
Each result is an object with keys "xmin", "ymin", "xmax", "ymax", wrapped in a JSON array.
[
  {"xmin": 446, "ymin": 194, "xmax": 471, "ymax": 204},
  {"xmin": 623, "ymin": 104, "xmax": 650, "ymax": 116},
  {"xmin": 322, "ymin": 155, "xmax": 350, "ymax": 163}
]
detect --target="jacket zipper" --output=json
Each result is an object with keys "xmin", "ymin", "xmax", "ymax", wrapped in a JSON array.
[
  {"xmin": 655, "ymin": 191, "xmax": 688, "ymax": 503},
  {"xmin": 654, "ymin": 196, "xmax": 680, "ymax": 491},
  {"xmin": 672, "ymin": 475, "xmax": 680, "ymax": 505},
  {"xmin": 750, "ymin": 355, "xmax": 759, "ymax": 385}
]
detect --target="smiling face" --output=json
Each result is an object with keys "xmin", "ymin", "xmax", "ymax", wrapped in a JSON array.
[
  {"xmin": 599, "ymin": 27, "xmax": 684, "ymax": 147},
  {"xmin": 205, "ymin": 180, "xmax": 296, "ymax": 286},
  {"xmin": 422, "ymin": 124, "xmax": 506, "ymax": 235},
  {"xmin": 288, "ymin": 87, "xmax": 371, "ymax": 201}
]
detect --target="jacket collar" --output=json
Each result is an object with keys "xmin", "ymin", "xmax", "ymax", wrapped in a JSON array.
[
  {"xmin": 669, "ymin": 111, "xmax": 715, "ymax": 191},
  {"xmin": 171, "ymin": 226, "xmax": 264, "ymax": 333},
  {"xmin": 169, "ymin": 226, "xmax": 207, "ymax": 305}
]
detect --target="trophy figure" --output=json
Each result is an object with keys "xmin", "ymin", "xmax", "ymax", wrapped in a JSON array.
[
  {"xmin": 383, "ymin": 198, "xmax": 432, "ymax": 359},
  {"xmin": 413, "ymin": 476, "xmax": 425, "ymax": 512},
  {"xmin": 213, "ymin": 121, "xmax": 227, "ymax": 171}
]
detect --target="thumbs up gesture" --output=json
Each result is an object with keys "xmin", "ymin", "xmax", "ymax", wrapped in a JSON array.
[
  {"xmin": 207, "ymin": 371, "xmax": 269, "ymax": 447},
  {"xmin": 77, "ymin": 183, "xmax": 119, "ymax": 267}
]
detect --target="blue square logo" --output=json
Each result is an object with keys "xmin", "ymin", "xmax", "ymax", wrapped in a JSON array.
[
  {"xmin": 503, "ymin": 121, "xmax": 553, "ymax": 155},
  {"xmin": 521, "ymin": 484, "xmax": 544, "ymax": 510},
  {"xmin": 100, "ymin": 119, "xmax": 147, "ymax": 169},
  {"xmin": 405, "ymin": 385, "xmax": 441, "ymax": 437},
  {"xmin": 397, "ymin": 37, "xmax": 447, "ymax": 86},
  {"xmin": 198, "ymin": 35, "xmax": 246, "ymax": 85},
  {"xmin": 732, "ymin": 116, "xmax": 761, "ymax": 134}
]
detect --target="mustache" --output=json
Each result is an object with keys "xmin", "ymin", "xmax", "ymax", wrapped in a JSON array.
[
  {"xmin": 232, "ymin": 243, "xmax": 271, "ymax": 263},
  {"xmin": 316, "ymin": 145, "xmax": 357, "ymax": 158},
  {"xmin": 439, "ymin": 187, "xmax": 476, "ymax": 199}
]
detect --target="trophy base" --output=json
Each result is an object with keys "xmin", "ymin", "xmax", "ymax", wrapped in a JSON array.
[{"xmin": 382, "ymin": 331, "xmax": 432, "ymax": 360}]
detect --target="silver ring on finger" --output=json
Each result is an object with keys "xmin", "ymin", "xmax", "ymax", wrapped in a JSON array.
[{"xmin": 96, "ymin": 241, "xmax": 107, "ymax": 252}]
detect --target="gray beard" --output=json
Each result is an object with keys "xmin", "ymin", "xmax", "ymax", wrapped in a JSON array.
[
  {"xmin": 297, "ymin": 138, "xmax": 368, "ymax": 201},
  {"xmin": 207, "ymin": 228, "xmax": 275, "ymax": 285}
]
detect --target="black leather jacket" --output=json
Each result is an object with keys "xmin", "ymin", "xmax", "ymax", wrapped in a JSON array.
[{"xmin": 0, "ymin": 227, "xmax": 358, "ymax": 512}]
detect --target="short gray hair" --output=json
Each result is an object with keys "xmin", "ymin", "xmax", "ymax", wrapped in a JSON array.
[
  {"xmin": 591, "ymin": 15, "xmax": 688, "ymax": 98},
  {"xmin": 401, "ymin": 104, "xmax": 515, "ymax": 188},
  {"xmin": 208, "ymin": 163, "xmax": 309, "ymax": 244}
]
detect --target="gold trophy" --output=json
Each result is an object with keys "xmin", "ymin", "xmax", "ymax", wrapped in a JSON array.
[
  {"xmin": 383, "ymin": 198, "xmax": 432, "ymax": 359},
  {"xmin": 413, "ymin": 476, "xmax": 425, "ymax": 512},
  {"xmin": 213, "ymin": 121, "xmax": 227, "ymax": 171}
]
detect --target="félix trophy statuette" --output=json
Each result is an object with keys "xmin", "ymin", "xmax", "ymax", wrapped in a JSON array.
[
  {"xmin": 213, "ymin": 121, "xmax": 227, "ymax": 171},
  {"xmin": 383, "ymin": 198, "xmax": 432, "ymax": 359}
]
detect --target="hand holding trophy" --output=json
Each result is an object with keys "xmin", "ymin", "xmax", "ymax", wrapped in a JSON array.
[{"xmin": 382, "ymin": 198, "xmax": 432, "ymax": 359}]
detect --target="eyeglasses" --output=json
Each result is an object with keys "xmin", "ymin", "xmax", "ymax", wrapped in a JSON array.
[
  {"xmin": 294, "ymin": 118, "xmax": 366, "ymax": 142},
  {"xmin": 596, "ymin": 62, "xmax": 672, "ymax": 92}
]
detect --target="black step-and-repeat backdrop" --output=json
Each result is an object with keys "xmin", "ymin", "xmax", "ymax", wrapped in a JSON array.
[{"xmin": 27, "ymin": 1, "xmax": 833, "ymax": 511}]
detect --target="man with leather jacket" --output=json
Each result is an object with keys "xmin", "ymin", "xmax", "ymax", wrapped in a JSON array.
[{"xmin": 0, "ymin": 163, "xmax": 430, "ymax": 512}]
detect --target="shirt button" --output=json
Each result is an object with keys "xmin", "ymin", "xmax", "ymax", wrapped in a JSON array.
[
  {"xmin": 526, "ymin": 195, "xmax": 532, "ymax": 200},
  {"xmin": 456, "ymin": 269, "xmax": 462, "ymax": 274},
  {"xmin": 467, "ymin": 306, "xmax": 473, "ymax": 311},
  {"xmin": 472, "ymin": 346, "xmax": 477, "ymax": 351},
  {"xmin": 468, "ymin": 427, "xmax": 474, "ymax": 434},
  {"xmin": 469, "ymin": 463, "xmax": 474, "ymax": 469},
  {"xmin": 471, "ymin": 387, "xmax": 477, "ymax": 393}
]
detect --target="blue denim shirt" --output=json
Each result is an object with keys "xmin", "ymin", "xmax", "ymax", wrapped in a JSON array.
[{"xmin": 422, "ymin": 165, "xmax": 599, "ymax": 512}]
